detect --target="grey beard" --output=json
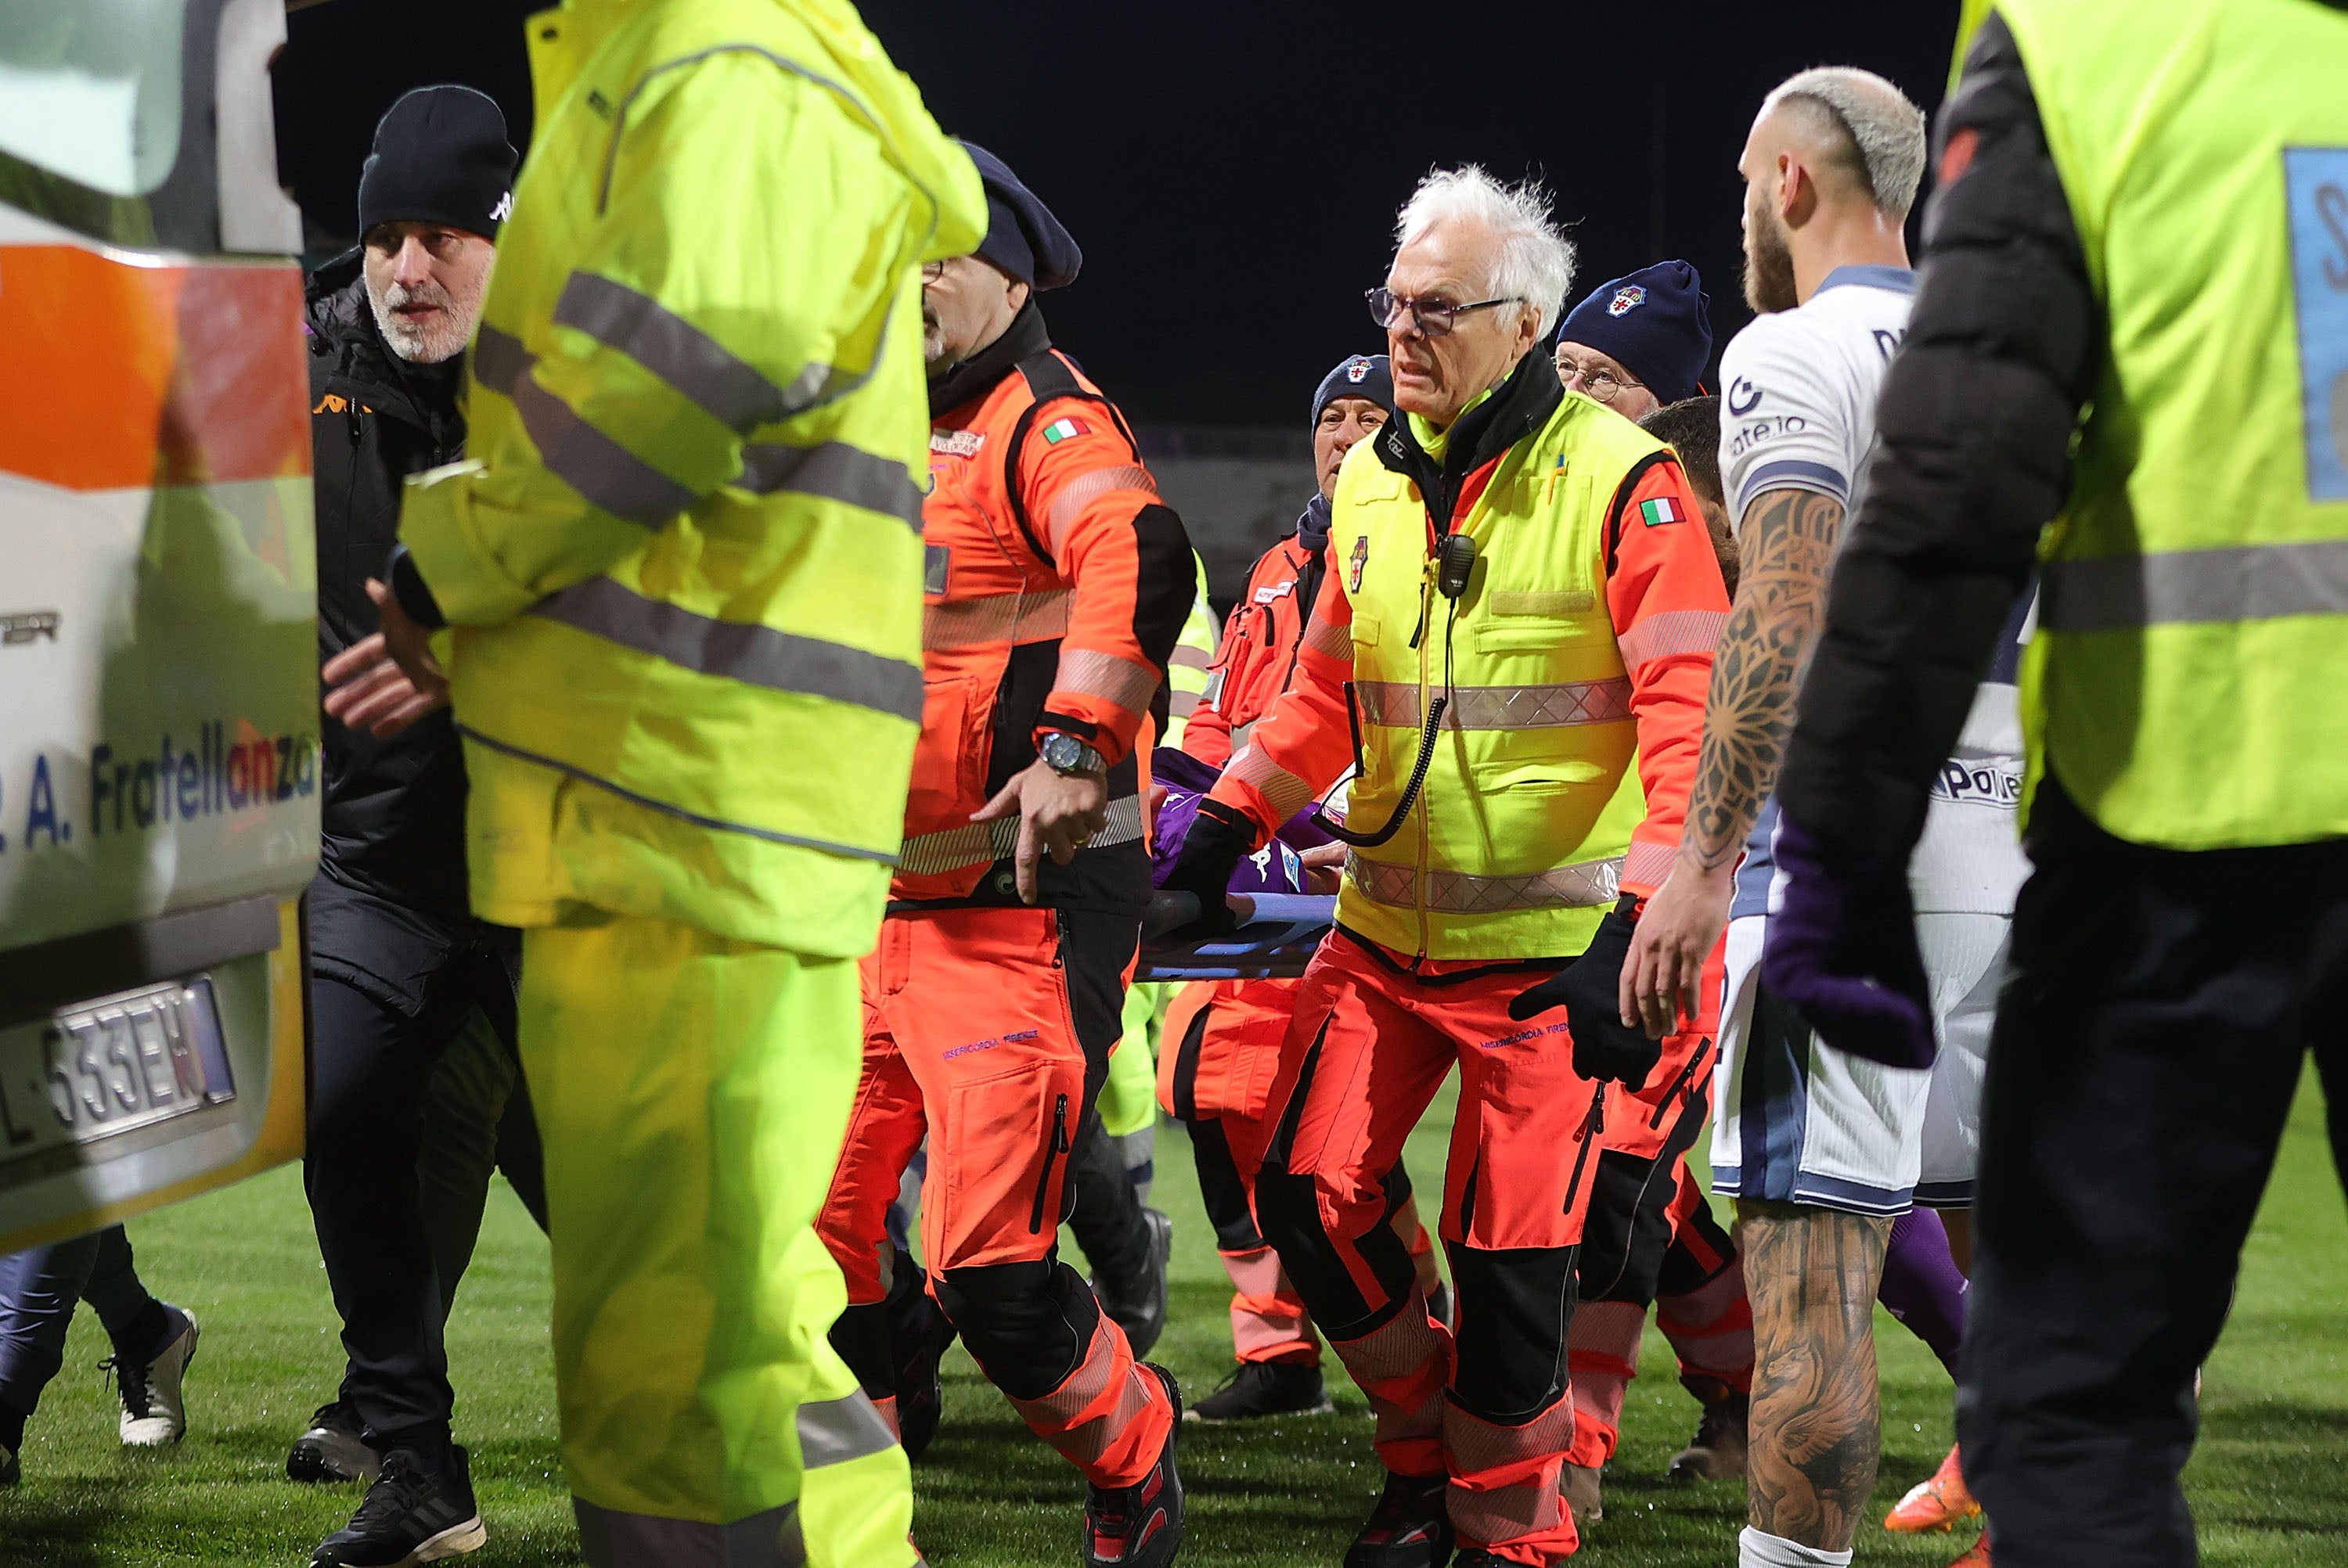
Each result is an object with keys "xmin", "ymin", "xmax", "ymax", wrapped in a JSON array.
[{"xmin": 367, "ymin": 282, "xmax": 471, "ymax": 365}]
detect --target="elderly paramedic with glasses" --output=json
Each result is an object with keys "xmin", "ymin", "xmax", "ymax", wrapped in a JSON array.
[{"xmin": 1161, "ymin": 165, "xmax": 1729, "ymax": 1568}]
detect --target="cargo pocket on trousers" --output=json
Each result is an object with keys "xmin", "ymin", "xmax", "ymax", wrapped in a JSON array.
[{"xmin": 938, "ymin": 1068, "xmax": 1073, "ymax": 1270}]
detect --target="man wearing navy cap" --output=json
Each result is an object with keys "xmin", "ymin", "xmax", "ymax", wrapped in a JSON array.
[
  {"xmin": 816, "ymin": 142, "xmax": 1195, "ymax": 1568},
  {"xmin": 1553, "ymin": 260, "xmax": 1715, "ymax": 421}
]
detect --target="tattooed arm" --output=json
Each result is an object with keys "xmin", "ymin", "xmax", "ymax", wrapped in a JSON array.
[
  {"xmin": 1739, "ymin": 1201, "xmax": 1893, "ymax": 1550},
  {"xmin": 1619, "ymin": 487, "xmax": 1846, "ymax": 1037}
]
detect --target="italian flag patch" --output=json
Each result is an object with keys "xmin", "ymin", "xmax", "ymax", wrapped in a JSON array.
[
  {"xmin": 1639, "ymin": 496, "xmax": 1681, "ymax": 527},
  {"xmin": 1041, "ymin": 417, "xmax": 1089, "ymax": 444}
]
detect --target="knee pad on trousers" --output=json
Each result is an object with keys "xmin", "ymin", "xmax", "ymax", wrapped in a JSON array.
[
  {"xmin": 826, "ymin": 1300, "xmax": 895, "ymax": 1403},
  {"xmin": 1255, "ymin": 1162, "xmax": 1414, "ymax": 1340},
  {"xmin": 1446, "ymin": 1240, "xmax": 1577, "ymax": 1422},
  {"xmin": 935, "ymin": 1258, "xmax": 1100, "ymax": 1401}
]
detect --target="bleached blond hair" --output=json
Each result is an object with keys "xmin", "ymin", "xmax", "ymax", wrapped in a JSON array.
[{"xmin": 1762, "ymin": 67, "xmax": 1928, "ymax": 218}]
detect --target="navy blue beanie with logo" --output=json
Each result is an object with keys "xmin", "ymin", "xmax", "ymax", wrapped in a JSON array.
[
  {"xmin": 957, "ymin": 141, "xmax": 1083, "ymax": 291},
  {"xmin": 358, "ymin": 86, "xmax": 517, "ymax": 242},
  {"xmin": 1555, "ymin": 261, "xmax": 1712, "ymax": 406},
  {"xmin": 1310, "ymin": 353, "xmax": 1394, "ymax": 427}
]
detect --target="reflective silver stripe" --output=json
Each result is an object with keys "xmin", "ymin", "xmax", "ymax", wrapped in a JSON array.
[
  {"xmin": 798, "ymin": 1390, "xmax": 898, "ymax": 1468},
  {"xmin": 474, "ymin": 325, "xmax": 697, "ymax": 527},
  {"xmin": 1347, "ymin": 851, "xmax": 1624, "ymax": 914},
  {"xmin": 531, "ymin": 575, "xmax": 923, "ymax": 722},
  {"xmin": 1225, "ymin": 743, "xmax": 1316, "ymax": 823},
  {"xmin": 2042, "ymin": 540, "xmax": 2348, "ymax": 632},
  {"xmin": 738, "ymin": 441, "xmax": 923, "ymax": 530},
  {"xmin": 896, "ymin": 792, "xmax": 1143, "ymax": 877},
  {"xmin": 923, "ymin": 588, "xmax": 1071, "ymax": 652},
  {"xmin": 1354, "ymin": 678, "xmax": 1633, "ymax": 731},
  {"xmin": 456, "ymin": 722, "xmax": 899, "ymax": 862},
  {"xmin": 574, "ymin": 1498, "xmax": 806, "ymax": 1568},
  {"xmin": 555, "ymin": 271, "xmax": 788, "ymax": 433},
  {"xmin": 1230, "ymin": 718, "xmax": 1257, "ymax": 750}
]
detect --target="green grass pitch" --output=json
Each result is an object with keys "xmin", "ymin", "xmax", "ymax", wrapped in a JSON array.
[{"xmin": 2, "ymin": 1066, "xmax": 2341, "ymax": 1566}]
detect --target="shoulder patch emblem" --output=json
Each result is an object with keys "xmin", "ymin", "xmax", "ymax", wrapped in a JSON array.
[
  {"xmin": 1608, "ymin": 285, "xmax": 1648, "ymax": 317},
  {"xmin": 1040, "ymin": 417, "xmax": 1089, "ymax": 445},
  {"xmin": 1347, "ymin": 535, "xmax": 1370, "ymax": 593},
  {"xmin": 930, "ymin": 428, "xmax": 985, "ymax": 458}
]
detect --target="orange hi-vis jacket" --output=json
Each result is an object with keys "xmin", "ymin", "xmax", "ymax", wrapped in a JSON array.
[
  {"xmin": 893, "ymin": 305, "xmax": 1196, "ymax": 908},
  {"xmin": 1183, "ymin": 508, "xmax": 1327, "ymax": 770}
]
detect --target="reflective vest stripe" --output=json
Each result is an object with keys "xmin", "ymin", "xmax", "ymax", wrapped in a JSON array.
[
  {"xmin": 554, "ymin": 270, "xmax": 793, "ymax": 433},
  {"xmin": 1347, "ymin": 851, "xmax": 1625, "ymax": 915},
  {"xmin": 736, "ymin": 440, "xmax": 923, "ymax": 530},
  {"xmin": 574, "ymin": 1499, "xmax": 805, "ymax": 1568},
  {"xmin": 1355, "ymin": 678, "xmax": 1633, "ymax": 731},
  {"xmin": 1053, "ymin": 647, "xmax": 1158, "ymax": 716},
  {"xmin": 796, "ymin": 1391, "xmax": 899, "ymax": 1467},
  {"xmin": 531, "ymin": 575, "xmax": 924, "ymax": 721},
  {"xmin": 922, "ymin": 588, "xmax": 1072, "ymax": 650},
  {"xmin": 477, "ymin": 324, "xmax": 699, "ymax": 526},
  {"xmin": 894, "ymin": 791, "xmax": 1143, "ymax": 876},
  {"xmin": 1615, "ymin": 608, "xmax": 1727, "ymax": 670},
  {"xmin": 2040, "ymin": 539, "xmax": 2348, "ymax": 631},
  {"xmin": 1301, "ymin": 611, "xmax": 1352, "ymax": 661},
  {"xmin": 1043, "ymin": 464, "xmax": 1158, "ymax": 554},
  {"xmin": 456, "ymin": 722, "xmax": 899, "ymax": 861},
  {"xmin": 1225, "ymin": 743, "xmax": 1316, "ymax": 823}
]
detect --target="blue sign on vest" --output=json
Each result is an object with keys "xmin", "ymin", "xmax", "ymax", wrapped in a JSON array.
[{"xmin": 2285, "ymin": 146, "xmax": 2348, "ymax": 502}]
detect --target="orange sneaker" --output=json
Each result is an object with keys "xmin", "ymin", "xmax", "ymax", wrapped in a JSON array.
[
  {"xmin": 1947, "ymin": 1531, "xmax": 1992, "ymax": 1566},
  {"xmin": 1883, "ymin": 1444, "xmax": 1981, "ymax": 1533}
]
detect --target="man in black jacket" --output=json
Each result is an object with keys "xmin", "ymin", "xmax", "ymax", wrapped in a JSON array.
[{"xmin": 300, "ymin": 86, "xmax": 544, "ymax": 1568}]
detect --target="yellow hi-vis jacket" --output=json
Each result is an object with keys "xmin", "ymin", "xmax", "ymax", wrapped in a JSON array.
[{"xmin": 398, "ymin": 0, "xmax": 985, "ymax": 955}]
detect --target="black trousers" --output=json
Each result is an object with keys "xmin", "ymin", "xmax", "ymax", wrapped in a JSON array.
[
  {"xmin": 1959, "ymin": 782, "xmax": 2348, "ymax": 1567},
  {"xmin": 306, "ymin": 885, "xmax": 547, "ymax": 1449}
]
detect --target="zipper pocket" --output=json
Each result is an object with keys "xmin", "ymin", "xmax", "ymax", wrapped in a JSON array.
[
  {"xmin": 1561, "ymin": 1093, "xmax": 1607, "ymax": 1214},
  {"xmin": 1028, "ymin": 1092, "xmax": 1071, "ymax": 1234},
  {"xmin": 1647, "ymin": 1036, "xmax": 1714, "ymax": 1131}
]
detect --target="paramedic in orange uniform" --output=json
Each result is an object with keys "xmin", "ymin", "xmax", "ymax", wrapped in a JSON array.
[
  {"xmin": 812, "ymin": 145, "xmax": 1195, "ymax": 1568},
  {"xmin": 1163, "ymin": 167, "xmax": 1726, "ymax": 1568}
]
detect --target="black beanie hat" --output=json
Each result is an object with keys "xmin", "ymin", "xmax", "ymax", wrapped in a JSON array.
[
  {"xmin": 1555, "ymin": 261, "xmax": 1713, "ymax": 406},
  {"xmin": 358, "ymin": 87, "xmax": 518, "ymax": 242},
  {"xmin": 956, "ymin": 140, "xmax": 1082, "ymax": 291},
  {"xmin": 1311, "ymin": 353, "xmax": 1395, "ymax": 427}
]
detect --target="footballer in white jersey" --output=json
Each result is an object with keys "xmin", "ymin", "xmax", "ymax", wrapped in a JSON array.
[{"xmin": 1709, "ymin": 267, "xmax": 2033, "ymax": 1215}]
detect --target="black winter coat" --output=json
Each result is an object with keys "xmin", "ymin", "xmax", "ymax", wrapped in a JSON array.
[{"xmin": 306, "ymin": 250, "xmax": 474, "ymax": 926}]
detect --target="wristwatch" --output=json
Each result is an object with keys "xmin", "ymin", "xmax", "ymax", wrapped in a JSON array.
[{"xmin": 1039, "ymin": 732, "xmax": 1106, "ymax": 777}]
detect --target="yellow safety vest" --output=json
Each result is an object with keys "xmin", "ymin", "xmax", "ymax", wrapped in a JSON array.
[
  {"xmin": 398, "ymin": 0, "xmax": 985, "ymax": 952},
  {"xmin": 1990, "ymin": 0, "xmax": 2348, "ymax": 849},
  {"xmin": 1332, "ymin": 394, "xmax": 1666, "ymax": 960}
]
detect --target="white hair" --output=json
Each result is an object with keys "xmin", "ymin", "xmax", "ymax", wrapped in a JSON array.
[
  {"xmin": 1761, "ymin": 67, "xmax": 1928, "ymax": 218},
  {"xmin": 1394, "ymin": 165, "xmax": 1577, "ymax": 338}
]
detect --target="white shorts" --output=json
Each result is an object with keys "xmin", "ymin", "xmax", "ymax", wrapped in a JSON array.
[{"xmin": 1710, "ymin": 911, "xmax": 2008, "ymax": 1215}]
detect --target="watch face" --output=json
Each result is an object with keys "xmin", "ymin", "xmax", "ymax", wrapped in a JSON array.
[{"xmin": 1043, "ymin": 734, "xmax": 1078, "ymax": 768}]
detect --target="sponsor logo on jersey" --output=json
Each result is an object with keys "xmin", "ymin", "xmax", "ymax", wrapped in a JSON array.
[
  {"xmin": 1930, "ymin": 759, "xmax": 2024, "ymax": 808},
  {"xmin": 1727, "ymin": 377, "xmax": 1763, "ymax": 415},
  {"xmin": 1608, "ymin": 285, "xmax": 1648, "ymax": 317},
  {"xmin": 930, "ymin": 428, "xmax": 985, "ymax": 457}
]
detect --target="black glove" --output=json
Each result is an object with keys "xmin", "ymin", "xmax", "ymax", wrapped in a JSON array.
[
  {"xmin": 1158, "ymin": 798, "xmax": 1257, "ymax": 938},
  {"xmin": 1507, "ymin": 908, "xmax": 1662, "ymax": 1089}
]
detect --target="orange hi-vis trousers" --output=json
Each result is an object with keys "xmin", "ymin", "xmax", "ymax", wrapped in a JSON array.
[
  {"xmin": 1250, "ymin": 930, "xmax": 1648, "ymax": 1567},
  {"xmin": 815, "ymin": 904, "xmax": 1172, "ymax": 1490}
]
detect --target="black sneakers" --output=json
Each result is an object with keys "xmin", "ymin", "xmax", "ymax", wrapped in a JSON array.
[
  {"xmin": 1082, "ymin": 1364, "xmax": 1183, "ymax": 1568},
  {"xmin": 1345, "ymin": 1469, "xmax": 1453, "ymax": 1568},
  {"xmin": 1092, "ymin": 1207, "xmax": 1174, "ymax": 1359},
  {"xmin": 1186, "ymin": 1360, "xmax": 1334, "ymax": 1423},
  {"xmin": 1667, "ymin": 1392, "xmax": 1749, "ymax": 1480},
  {"xmin": 311, "ymin": 1447, "xmax": 486, "ymax": 1567},
  {"xmin": 290, "ymin": 1400, "xmax": 384, "ymax": 1484}
]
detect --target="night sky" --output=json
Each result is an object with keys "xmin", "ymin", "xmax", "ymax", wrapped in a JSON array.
[{"xmin": 275, "ymin": 1, "xmax": 1961, "ymax": 429}]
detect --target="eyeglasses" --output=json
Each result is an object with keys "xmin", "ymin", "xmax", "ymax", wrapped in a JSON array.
[
  {"xmin": 1555, "ymin": 354, "xmax": 1644, "ymax": 405},
  {"xmin": 1367, "ymin": 287, "xmax": 1520, "ymax": 338},
  {"xmin": 920, "ymin": 258, "xmax": 949, "ymax": 282}
]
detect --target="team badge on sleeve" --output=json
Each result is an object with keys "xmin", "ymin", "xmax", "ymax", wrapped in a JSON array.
[
  {"xmin": 1041, "ymin": 417, "xmax": 1089, "ymax": 444},
  {"xmin": 1608, "ymin": 286, "xmax": 1648, "ymax": 317},
  {"xmin": 1639, "ymin": 496, "xmax": 1682, "ymax": 527}
]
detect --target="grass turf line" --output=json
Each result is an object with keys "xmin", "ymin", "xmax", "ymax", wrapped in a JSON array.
[{"xmin": 1, "ymin": 1068, "xmax": 2340, "ymax": 1565}]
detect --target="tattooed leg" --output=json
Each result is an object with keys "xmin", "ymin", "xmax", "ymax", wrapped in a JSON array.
[{"xmin": 1738, "ymin": 1199, "xmax": 1892, "ymax": 1551}]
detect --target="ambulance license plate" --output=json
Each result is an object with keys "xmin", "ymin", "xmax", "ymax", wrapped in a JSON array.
[{"xmin": 0, "ymin": 979, "xmax": 234, "ymax": 1163}]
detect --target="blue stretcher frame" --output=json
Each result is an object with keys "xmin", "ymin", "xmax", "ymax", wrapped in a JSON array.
[{"xmin": 1136, "ymin": 893, "xmax": 1337, "ymax": 982}]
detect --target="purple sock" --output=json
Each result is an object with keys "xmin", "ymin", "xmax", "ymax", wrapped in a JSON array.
[{"xmin": 1878, "ymin": 1207, "xmax": 1968, "ymax": 1374}]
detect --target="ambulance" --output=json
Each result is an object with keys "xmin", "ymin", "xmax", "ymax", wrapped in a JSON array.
[{"xmin": 0, "ymin": 0, "xmax": 315, "ymax": 1250}]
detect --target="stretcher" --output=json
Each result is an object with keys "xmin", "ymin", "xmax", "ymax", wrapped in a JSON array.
[{"xmin": 1136, "ymin": 892, "xmax": 1337, "ymax": 982}]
